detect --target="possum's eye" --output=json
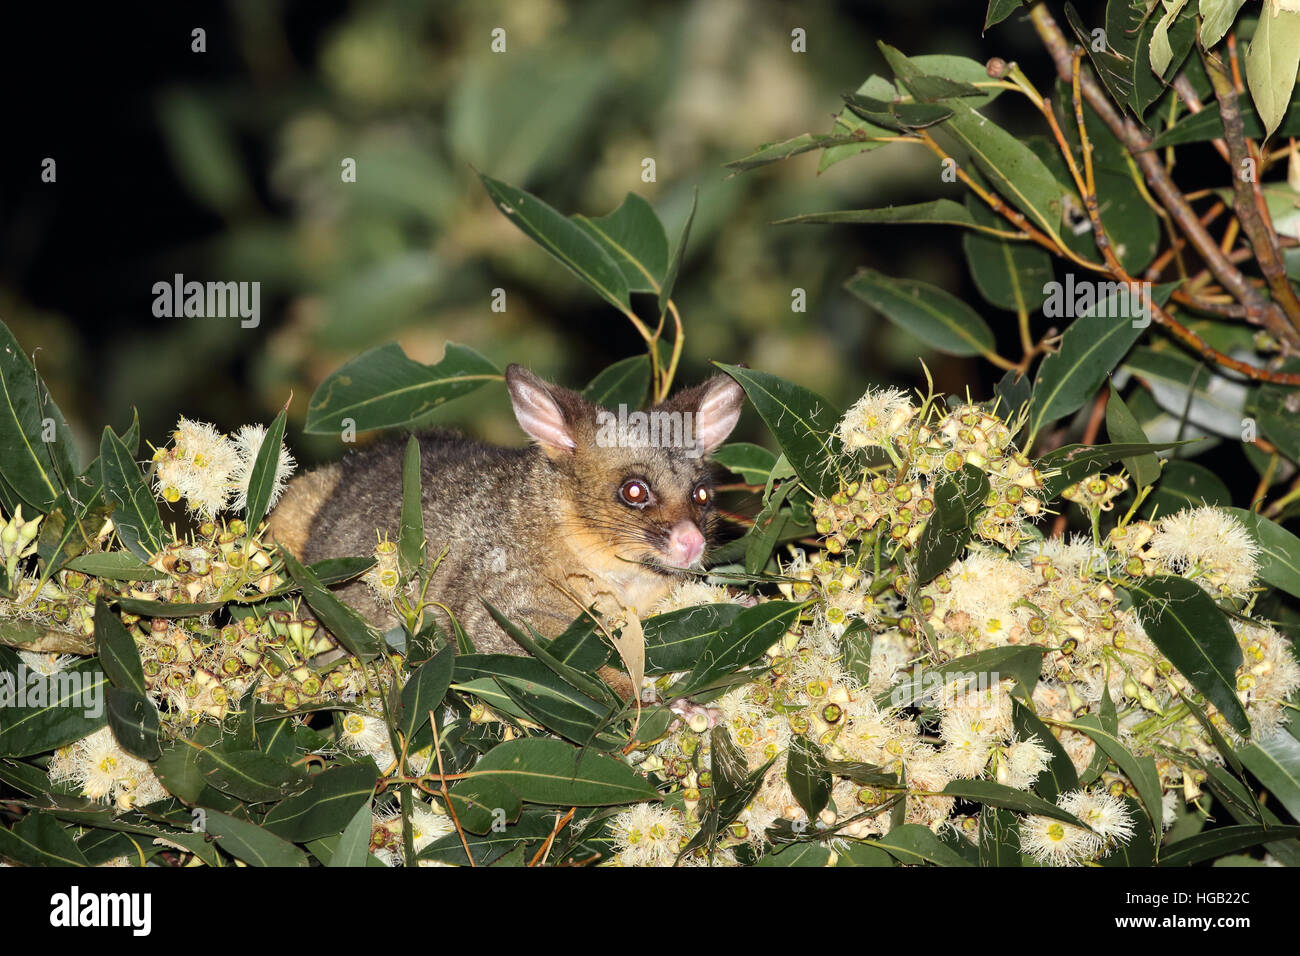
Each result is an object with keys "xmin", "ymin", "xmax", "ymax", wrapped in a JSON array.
[
  {"xmin": 692, "ymin": 483, "xmax": 710, "ymax": 507},
  {"xmin": 619, "ymin": 479, "xmax": 652, "ymax": 507}
]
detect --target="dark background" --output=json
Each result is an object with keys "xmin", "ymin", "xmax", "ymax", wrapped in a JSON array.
[{"xmin": 0, "ymin": 0, "xmax": 1230, "ymax": 473}]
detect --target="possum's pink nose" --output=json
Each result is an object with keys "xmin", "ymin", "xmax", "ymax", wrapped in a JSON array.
[{"xmin": 666, "ymin": 522, "xmax": 706, "ymax": 568}]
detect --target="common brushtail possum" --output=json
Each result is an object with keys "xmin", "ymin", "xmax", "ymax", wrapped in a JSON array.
[{"xmin": 269, "ymin": 364, "xmax": 744, "ymax": 660}]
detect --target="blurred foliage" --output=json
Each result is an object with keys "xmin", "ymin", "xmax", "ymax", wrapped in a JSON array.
[{"xmin": 0, "ymin": 0, "xmax": 1083, "ymax": 466}]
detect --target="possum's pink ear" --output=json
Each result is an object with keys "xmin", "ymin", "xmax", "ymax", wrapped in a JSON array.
[
  {"xmin": 692, "ymin": 375, "xmax": 745, "ymax": 454},
  {"xmin": 507, "ymin": 364, "xmax": 577, "ymax": 455}
]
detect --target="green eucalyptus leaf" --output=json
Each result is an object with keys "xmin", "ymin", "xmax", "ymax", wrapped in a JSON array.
[
  {"xmin": 571, "ymin": 193, "xmax": 668, "ymax": 293},
  {"xmin": 713, "ymin": 364, "xmax": 844, "ymax": 499},
  {"xmin": 1106, "ymin": 384, "xmax": 1161, "ymax": 489},
  {"xmin": 242, "ymin": 408, "xmax": 287, "ymax": 534},
  {"xmin": 1226, "ymin": 508, "xmax": 1300, "ymax": 600},
  {"xmin": 480, "ymin": 173, "xmax": 630, "ymax": 312},
  {"xmin": 304, "ymin": 342, "xmax": 501, "ymax": 435},
  {"xmin": 98, "ymin": 427, "xmax": 164, "ymax": 561},
  {"xmin": 582, "ymin": 355, "xmax": 651, "ymax": 411},
  {"xmin": 846, "ymin": 268, "xmax": 995, "ymax": 359},
  {"xmin": 1128, "ymin": 575, "xmax": 1248, "ymax": 737},
  {"xmin": 1245, "ymin": 7, "xmax": 1300, "ymax": 138}
]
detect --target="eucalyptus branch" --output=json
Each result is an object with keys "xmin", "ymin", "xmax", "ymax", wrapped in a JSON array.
[
  {"xmin": 1028, "ymin": 1, "xmax": 1300, "ymax": 352},
  {"xmin": 1203, "ymin": 44, "xmax": 1300, "ymax": 332}
]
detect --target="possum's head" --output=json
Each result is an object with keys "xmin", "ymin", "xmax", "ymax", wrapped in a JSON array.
[{"xmin": 505, "ymin": 364, "xmax": 744, "ymax": 574}]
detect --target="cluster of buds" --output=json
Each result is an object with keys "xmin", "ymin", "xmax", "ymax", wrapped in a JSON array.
[
  {"xmin": 140, "ymin": 517, "xmax": 281, "ymax": 606},
  {"xmin": 777, "ymin": 552, "xmax": 877, "ymax": 635},
  {"xmin": 2, "ymin": 569, "xmax": 100, "ymax": 637},
  {"xmin": 1, "ymin": 506, "xmax": 43, "ymax": 581},
  {"xmin": 131, "ymin": 607, "xmax": 383, "ymax": 726},
  {"xmin": 823, "ymin": 391, "xmax": 1047, "ymax": 557},
  {"xmin": 812, "ymin": 474, "xmax": 935, "ymax": 554},
  {"xmin": 1062, "ymin": 472, "xmax": 1129, "ymax": 514}
]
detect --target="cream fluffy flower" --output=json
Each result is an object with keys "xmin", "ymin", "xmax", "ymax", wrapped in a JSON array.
[
  {"xmin": 48, "ymin": 727, "xmax": 167, "ymax": 809},
  {"xmin": 608, "ymin": 803, "xmax": 688, "ymax": 867},
  {"xmin": 838, "ymin": 387, "xmax": 915, "ymax": 450},
  {"xmin": 1019, "ymin": 813, "xmax": 1096, "ymax": 866},
  {"xmin": 153, "ymin": 417, "xmax": 240, "ymax": 516},
  {"xmin": 229, "ymin": 423, "xmax": 297, "ymax": 513},
  {"xmin": 1149, "ymin": 506, "xmax": 1258, "ymax": 598}
]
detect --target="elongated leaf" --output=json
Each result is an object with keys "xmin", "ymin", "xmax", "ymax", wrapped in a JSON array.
[
  {"xmin": 873, "ymin": 823, "xmax": 974, "ymax": 866},
  {"xmin": 64, "ymin": 551, "xmax": 167, "ymax": 582},
  {"xmin": 112, "ymin": 597, "xmax": 227, "ymax": 618},
  {"xmin": 93, "ymin": 598, "xmax": 146, "ymax": 695},
  {"xmin": 1066, "ymin": 3, "xmax": 1136, "ymax": 110},
  {"xmin": 1129, "ymin": 575, "xmax": 1248, "ymax": 736},
  {"xmin": 713, "ymin": 364, "xmax": 843, "ymax": 499},
  {"xmin": 480, "ymin": 173, "xmax": 630, "ymax": 311},
  {"xmin": 940, "ymin": 779, "xmax": 1085, "ymax": 827},
  {"xmin": 1237, "ymin": 729, "xmax": 1300, "ymax": 821},
  {"xmin": 1106, "ymin": 384, "xmax": 1160, "ymax": 489},
  {"xmin": 0, "ymin": 811, "xmax": 89, "ymax": 867},
  {"xmin": 1061, "ymin": 713, "xmax": 1164, "ymax": 839},
  {"xmin": 400, "ymin": 644, "xmax": 455, "ymax": 744},
  {"xmin": 0, "ymin": 320, "xmax": 77, "ymax": 511},
  {"xmin": 1201, "ymin": 0, "xmax": 1250, "ymax": 50},
  {"xmin": 913, "ymin": 465, "xmax": 989, "ymax": 582},
  {"xmin": 755, "ymin": 843, "xmax": 833, "ymax": 867},
  {"xmin": 104, "ymin": 687, "xmax": 160, "ymax": 762},
  {"xmin": 643, "ymin": 603, "xmax": 745, "ymax": 674},
  {"xmin": 325, "ymin": 800, "xmax": 375, "ymax": 868},
  {"xmin": 582, "ymin": 355, "xmax": 651, "ymax": 411},
  {"xmin": 205, "ymin": 810, "xmax": 309, "ymax": 867},
  {"xmin": 842, "ymin": 94, "xmax": 954, "ymax": 130},
  {"xmin": 881, "ymin": 646, "xmax": 1047, "ymax": 708},
  {"xmin": 0, "ymin": 659, "xmax": 108, "ymax": 758},
  {"xmin": 304, "ymin": 342, "xmax": 501, "ymax": 435},
  {"xmin": 279, "ymin": 546, "xmax": 381, "ymax": 660},
  {"xmin": 787, "ymin": 736, "xmax": 833, "ymax": 820},
  {"xmin": 712, "ymin": 442, "xmax": 778, "ymax": 484},
  {"xmin": 98, "ymin": 427, "xmax": 164, "ymax": 561},
  {"xmin": 451, "ymin": 737, "xmax": 658, "ymax": 827},
  {"xmin": 1245, "ymin": 7, "xmax": 1300, "ymax": 139},
  {"xmin": 242, "ymin": 408, "xmax": 287, "ymax": 535},
  {"xmin": 263, "ymin": 763, "xmax": 380, "ymax": 842},
  {"xmin": 1224, "ymin": 508, "xmax": 1300, "ymax": 599},
  {"xmin": 659, "ymin": 187, "xmax": 698, "ymax": 314},
  {"xmin": 197, "ymin": 747, "xmax": 311, "ymax": 803},
  {"xmin": 1028, "ymin": 290, "xmax": 1153, "ymax": 441},
  {"xmin": 571, "ymin": 193, "xmax": 668, "ymax": 292},
  {"xmin": 1147, "ymin": 0, "xmax": 1196, "ymax": 93},
  {"xmin": 846, "ymin": 268, "xmax": 995, "ymax": 359},
  {"xmin": 675, "ymin": 600, "xmax": 803, "ymax": 695},
  {"xmin": 1160, "ymin": 824, "xmax": 1300, "ymax": 866},
  {"xmin": 726, "ymin": 133, "xmax": 870, "ymax": 173},
  {"xmin": 881, "ymin": 44, "xmax": 1065, "ymax": 240},
  {"xmin": 398, "ymin": 435, "xmax": 425, "ymax": 579},
  {"xmin": 776, "ymin": 199, "xmax": 1003, "ymax": 234},
  {"xmin": 1126, "ymin": 346, "xmax": 1251, "ymax": 440},
  {"xmin": 1010, "ymin": 699, "xmax": 1078, "ymax": 800},
  {"xmin": 986, "ymin": 0, "xmax": 1024, "ymax": 29},
  {"xmin": 962, "ymin": 198, "xmax": 1053, "ymax": 314}
]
